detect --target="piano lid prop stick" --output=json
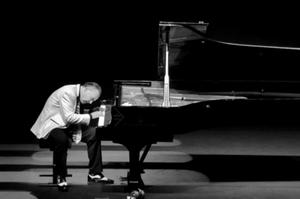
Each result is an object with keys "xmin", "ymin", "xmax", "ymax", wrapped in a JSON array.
[{"xmin": 162, "ymin": 27, "xmax": 171, "ymax": 107}]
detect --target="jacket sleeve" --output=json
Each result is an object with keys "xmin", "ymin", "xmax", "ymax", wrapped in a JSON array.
[{"xmin": 60, "ymin": 92, "xmax": 91, "ymax": 125}]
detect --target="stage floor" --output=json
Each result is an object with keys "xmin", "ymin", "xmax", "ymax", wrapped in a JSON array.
[{"xmin": 1, "ymin": 128, "xmax": 300, "ymax": 199}]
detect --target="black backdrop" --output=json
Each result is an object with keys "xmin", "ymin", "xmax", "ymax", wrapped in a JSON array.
[{"xmin": 2, "ymin": 2, "xmax": 300, "ymax": 143}]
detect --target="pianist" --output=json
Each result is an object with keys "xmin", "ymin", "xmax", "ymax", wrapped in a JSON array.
[{"xmin": 31, "ymin": 82, "xmax": 113, "ymax": 191}]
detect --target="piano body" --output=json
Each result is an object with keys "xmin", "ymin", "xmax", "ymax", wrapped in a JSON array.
[{"xmin": 93, "ymin": 21, "xmax": 300, "ymax": 189}]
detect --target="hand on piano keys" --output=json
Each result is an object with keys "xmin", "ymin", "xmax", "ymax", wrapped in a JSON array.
[{"xmin": 97, "ymin": 105, "xmax": 112, "ymax": 127}]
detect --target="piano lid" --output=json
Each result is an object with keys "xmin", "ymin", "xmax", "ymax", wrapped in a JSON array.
[
  {"xmin": 157, "ymin": 20, "xmax": 300, "ymax": 94},
  {"xmin": 159, "ymin": 21, "xmax": 209, "ymax": 44},
  {"xmin": 112, "ymin": 21, "xmax": 300, "ymax": 108},
  {"xmin": 157, "ymin": 21, "xmax": 209, "ymax": 81}
]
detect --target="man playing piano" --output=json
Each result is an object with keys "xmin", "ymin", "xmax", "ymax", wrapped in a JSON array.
[{"xmin": 31, "ymin": 82, "xmax": 113, "ymax": 191}]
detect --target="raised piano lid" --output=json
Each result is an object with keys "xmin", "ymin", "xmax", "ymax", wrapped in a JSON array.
[
  {"xmin": 158, "ymin": 21, "xmax": 210, "ymax": 82},
  {"xmin": 116, "ymin": 20, "xmax": 300, "ymax": 107},
  {"xmin": 157, "ymin": 20, "xmax": 300, "ymax": 102}
]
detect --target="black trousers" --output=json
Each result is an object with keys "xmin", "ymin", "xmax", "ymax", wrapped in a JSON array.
[{"xmin": 47, "ymin": 126, "xmax": 102, "ymax": 178}]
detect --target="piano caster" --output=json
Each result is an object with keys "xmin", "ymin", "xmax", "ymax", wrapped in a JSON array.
[{"xmin": 126, "ymin": 183, "xmax": 144, "ymax": 194}]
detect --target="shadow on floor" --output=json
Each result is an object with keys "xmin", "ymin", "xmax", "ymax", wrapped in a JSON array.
[
  {"xmin": 188, "ymin": 155, "xmax": 300, "ymax": 182},
  {"xmin": 0, "ymin": 183, "xmax": 127, "ymax": 199},
  {"xmin": 1, "ymin": 154, "xmax": 300, "ymax": 182},
  {"xmin": 1, "ymin": 155, "xmax": 300, "ymax": 199}
]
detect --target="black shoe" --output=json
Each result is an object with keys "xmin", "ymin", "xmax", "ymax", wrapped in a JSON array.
[
  {"xmin": 57, "ymin": 176, "xmax": 68, "ymax": 192},
  {"xmin": 88, "ymin": 173, "xmax": 114, "ymax": 184}
]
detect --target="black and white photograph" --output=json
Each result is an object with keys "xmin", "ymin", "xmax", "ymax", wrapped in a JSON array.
[{"xmin": 1, "ymin": 2, "xmax": 300, "ymax": 199}]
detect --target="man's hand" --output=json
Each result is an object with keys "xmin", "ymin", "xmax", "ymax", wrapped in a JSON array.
[
  {"xmin": 89, "ymin": 111, "xmax": 104, "ymax": 119},
  {"xmin": 90, "ymin": 105, "xmax": 112, "ymax": 127},
  {"xmin": 72, "ymin": 130, "xmax": 82, "ymax": 144}
]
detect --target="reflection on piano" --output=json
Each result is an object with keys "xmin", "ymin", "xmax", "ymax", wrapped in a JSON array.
[{"xmin": 94, "ymin": 21, "xmax": 300, "ymax": 190}]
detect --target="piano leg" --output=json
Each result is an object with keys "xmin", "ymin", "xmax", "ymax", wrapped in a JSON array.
[
  {"xmin": 139, "ymin": 144, "xmax": 152, "ymax": 173},
  {"xmin": 140, "ymin": 144, "xmax": 151, "ymax": 165},
  {"xmin": 123, "ymin": 142, "xmax": 151, "ymax": 189}
]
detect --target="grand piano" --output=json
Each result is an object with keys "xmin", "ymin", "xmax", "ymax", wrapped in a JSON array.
[{"xmin": 92, "ymin": 21, "xmax": 300, "ymax": 189}]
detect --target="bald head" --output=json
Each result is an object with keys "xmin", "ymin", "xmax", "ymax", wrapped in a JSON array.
[{"xmin": 80, "ymin": 82, "xmax": 102, "ymax": 104}]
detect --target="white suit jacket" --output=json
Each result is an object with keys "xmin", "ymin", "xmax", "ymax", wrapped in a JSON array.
[{"xmin": 31, "ymin": 84, "xmax": 90, "ymax": 139}]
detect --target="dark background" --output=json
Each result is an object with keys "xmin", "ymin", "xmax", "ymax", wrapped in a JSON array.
[{"xmin": 2, "ymin": 2, "xmax": 300, "ymax": 143}]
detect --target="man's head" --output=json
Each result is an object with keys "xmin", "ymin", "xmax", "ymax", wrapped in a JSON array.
[{"xmin": 79, "ymin": 82, "xmax": 102, "ymax": 104}]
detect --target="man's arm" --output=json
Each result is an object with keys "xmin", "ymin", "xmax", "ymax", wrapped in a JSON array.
[{"xmin": 60, "ymin": 92, "xmax": 91, "ymax": 125}]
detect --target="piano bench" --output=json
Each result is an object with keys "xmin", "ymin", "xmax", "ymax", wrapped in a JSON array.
[{"xmin": 38, "ymin": 139, "xmax": 72, "ymax": 184}]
